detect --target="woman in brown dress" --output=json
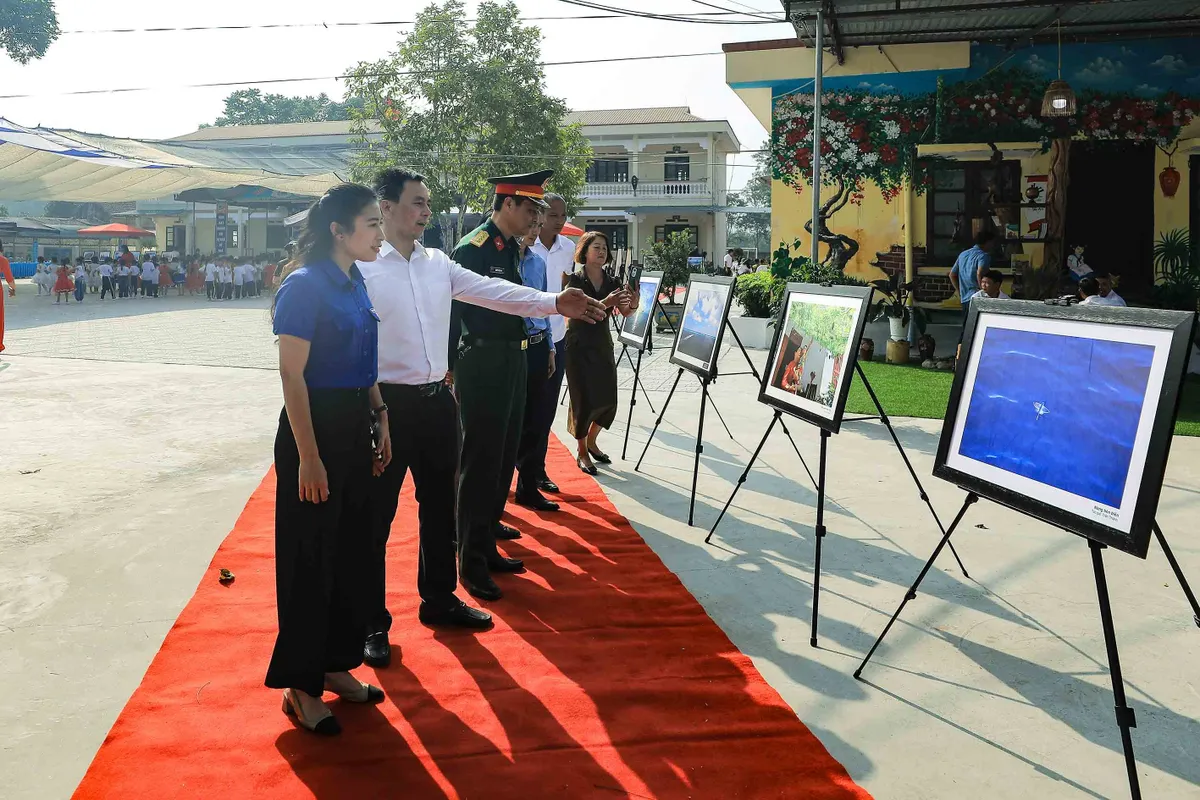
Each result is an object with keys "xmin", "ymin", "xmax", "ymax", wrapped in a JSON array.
[{"xmin": 564, "ymin": 231, "xmax": 636, "ymax": 474}]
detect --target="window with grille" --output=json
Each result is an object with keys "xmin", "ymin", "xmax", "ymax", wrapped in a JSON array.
[
  {"xmin": 586, "ymin": 158, "xmax": 629, "ymax": 183},
  {"xmin": 925, "ymin": 159, "xmax": 1020, "ymax": 264}
]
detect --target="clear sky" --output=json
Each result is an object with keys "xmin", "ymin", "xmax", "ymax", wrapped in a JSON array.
[{"xmin": 0, "ymin": 0, "xmax": 794, "ymax": 188}]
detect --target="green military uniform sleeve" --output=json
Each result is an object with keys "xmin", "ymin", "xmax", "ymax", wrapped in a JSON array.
[{"xmin": 447, "ymin": 223, "xmax": 491, "ymax": 369}]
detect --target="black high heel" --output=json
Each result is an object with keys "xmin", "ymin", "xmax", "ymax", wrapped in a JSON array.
[
  {"xmin": 282, "ymin": 689, "xmax": 341, "ymax": 736},
  {"xmin": 588, "ymin": 447, "xmax": 611, "ymax": 464},
  {"xmin": 323, "ymin": 676, "xmax": 385, "ymax": 704},
  {"xmin": 577, "ymin": 457, "xmax": 598, "ymax": 476}
]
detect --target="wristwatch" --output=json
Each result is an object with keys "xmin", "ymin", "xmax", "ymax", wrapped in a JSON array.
[{"xmin": 372, "ymin": 403, "xmax": 389, "ymax": 416}]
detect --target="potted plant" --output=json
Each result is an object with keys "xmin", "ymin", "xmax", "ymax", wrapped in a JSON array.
[
  {"xmin": 870, "ymin": 274, "xmax": 927, "ymax": 363},
  {"xmin": 729, "ymin": 270, "xmax": 775, "ymax": 349},
  {"xmin": 644, "ymin": 231, "xmax": 693, "ymax": 332}
]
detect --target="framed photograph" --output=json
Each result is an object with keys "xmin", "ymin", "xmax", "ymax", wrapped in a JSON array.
[
  {"xmin": 934, "ymin": 299, "xmax": 1196, "ymax": 558},
  {"xmin": 758, "ymin": 283, "xmax": 875, "ymax": 433},
  {"xmin": 669, "ymin": 274, "xmax": 735, "ymax": 379},
  {"xmin": 617, "ymin": 270, "xmax": 662, "ymax": 352}
]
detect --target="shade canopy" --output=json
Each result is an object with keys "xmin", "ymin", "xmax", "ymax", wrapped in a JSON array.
[
  {"xmin": 75, "ymin": 222, "xmax": 156, "ymax": 237},
  {"xmin": 562, "ymin": 222, "xmax": 585, "ymax": 236},
  {"xmin": 0, "ymin": 117, "xmax": 341, "ymax": 202}
]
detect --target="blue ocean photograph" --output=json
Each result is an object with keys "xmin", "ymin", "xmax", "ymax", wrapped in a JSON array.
[
  {"xmin": 676, "ymin": 286, "xmax": 727, "ymax": 364},
  {"xmin": 958, "ymin": 327, "xmax": 1155, "ymax": 508}
]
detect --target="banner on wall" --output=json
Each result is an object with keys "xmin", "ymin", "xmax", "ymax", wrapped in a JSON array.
[{"xmin": 214, "ymin": 202, "xmax": 228, "ymax": 255}]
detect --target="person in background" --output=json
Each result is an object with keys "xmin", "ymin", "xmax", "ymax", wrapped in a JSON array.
[
  {"xmin": 204, "ymin": 259, "xmax": 217, "ymax": 301},
  {"xmin": 971, "ymin": 269, "xmax": 1010, "ymax": 301},
  {"xmin": 35, "ymin": 260, "xmax": 49, "ymax": 296},
  {"xmin": 513, "ymin": 209, "xmax": 559, "ymax": 512},
  {"xmin": 233, "ymin": 258, "xmax": 246, "ymax": 300},
  {"xmin": 0, "ymin": 239, "xmax": 14, "ymax": 356},
  {"xmin": 1078, "ymin": 274, "xmax": 1102, "ymax": 305},
  {"xmin": 950, "ymin": 229, "xmax": 994, "ymax": 356},
  {"xmin": 53, "ymin": 257, "xmax": 74, "ymax": 303},
  {"xmin": 264, "ymin": 257, "xmax": 277, "ymax": 296},
  {"xmin": 266, "ymin": 183, "xmax": 389, "ymax": 736},
  {"xmin": 722, "ymin": 248, "xmax": 734, "ymax": 277},
  {"xmin": 74, "ymin": 259, "xmax": 87, "ymax": 302},
  {"xmin": 222, "ymin": 260, "xmax": 234, "ymax": 300},
  {"xmin": 1095, "ymin": 271, "xmax": 1127, "ymax": 307},
  {"xmin": 141, "ymin": 255, "xmax": 158, "ymax": 298},
  {"xmin": 158, "ymin": 258, "xmax": 174, "ymax": 296},
  {"xmin": 99, "ymin": 258, "xmax": 115, "ymax": 300},
  {"xmin": 527, "ymin": 192, "xmax": 573, "ymax": 499},
  {"xmin": 564, "ymin": 231, "xmax": 636, "ymax": 476}
]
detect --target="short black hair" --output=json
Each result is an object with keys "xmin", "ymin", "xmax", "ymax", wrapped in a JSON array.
[
  {"xmin": 975, "ymin": 229, "xmax": 996, "ymax": 247},
  {"xmin": 982, "ymin": 269, "xmax": 1003, "ymax": 284},
  {"xmin": 1079, "ymin": 275, "xmax": 1099, "ymax": 297},
  {"xmin": 373, "ymin": 167, "xmax": 425, "ymax": 202}
]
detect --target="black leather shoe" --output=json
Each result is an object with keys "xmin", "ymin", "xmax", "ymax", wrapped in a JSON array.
[
  {"xmin": 487, "ymin": 555, "xmax": 526, "ymax": 574},
  {"xmin": 419, "ymin": 598, "xmax": 494, "ymax": 629},
  {"xmin": 538, "ymin": 478, "xmax": 560, "ymax": 494},
  {"xmin": 588, "ymin": 447, "xmax": 612, "ymax": 464},
  {"xmin": 363, "ymin": 632, "xmax": 391, "ymax": 668},
  {"xmin": 515, "ymin": 491, "xmax": 559, "ymax": 512},
  {"xmin": 495, "ymin": 522, "xmax": 521, "ymax": 540},
  {"xmin": 462, "ymin": 573, "xmax": 503, "ymax": 601}
]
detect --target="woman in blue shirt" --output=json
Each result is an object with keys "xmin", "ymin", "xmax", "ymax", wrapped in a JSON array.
[{"xmin": 266, "ymin": 183, "xmax": 392, "ymax": 736}]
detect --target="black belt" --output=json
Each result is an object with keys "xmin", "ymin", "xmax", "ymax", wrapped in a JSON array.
[
  {"xmin": 383, "ymin": 381, "xmax": 446, "ymax": 398},
  {"xmin": 466, "ymin": 337, "xmax": 528, "ymax": 351},
  {"xmin": 527, "ymin": 331, "xmax": 548, "ymax": 346}
]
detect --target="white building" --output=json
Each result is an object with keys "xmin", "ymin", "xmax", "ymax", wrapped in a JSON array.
[{"xmin": 139, "ymin": 108, "xmax": 740, "ymax": 260}]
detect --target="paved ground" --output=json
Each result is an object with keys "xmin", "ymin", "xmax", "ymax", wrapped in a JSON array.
[{"xmin": 2, "ymin": 280, "xmax": 1198, "ymax": 800}]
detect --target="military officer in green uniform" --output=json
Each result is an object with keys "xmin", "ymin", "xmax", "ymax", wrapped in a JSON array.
[{"xmin": 450, "ymin": 171, "xmax": 598, "ymax": 601}]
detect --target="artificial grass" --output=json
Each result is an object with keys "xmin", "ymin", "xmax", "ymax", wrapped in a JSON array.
[{"xmin": 845, "ymin": 359, "xmax": 1200, "ymax": 437}]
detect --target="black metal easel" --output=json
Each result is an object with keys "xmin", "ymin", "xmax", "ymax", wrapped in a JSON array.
[
  {"xmin": 633, "ymin": 315, "xmax": 810, "ymax": 526},
  {"xmin": 854, "ymin": 493, "xmax": 1200, "ymax": 800},
  {"xmin": 703, "ymin": 360, "xmax": 970, "ymax": 646}
]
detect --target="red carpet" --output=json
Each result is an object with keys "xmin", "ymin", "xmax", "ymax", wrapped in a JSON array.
[{"xmin": 73, "ymin": 444, "xmax": 871, "ymax": 800}]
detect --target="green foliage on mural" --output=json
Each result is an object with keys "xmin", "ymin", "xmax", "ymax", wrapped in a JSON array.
[{"xmin": 787, "ymin": 301, "xmax": 856, "ymax": 357}]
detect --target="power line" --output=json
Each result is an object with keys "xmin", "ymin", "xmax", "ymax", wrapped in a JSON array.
[
  {"xmin": 550, "ymin": 0, "xmax": 780, "ymax": 24},
  {"xmin": 686, "ymin": 0, "xmax": 782, "ymax": 23},
  {"xmin": 60, "ymin": 9, "xmax": 784, "ymax": 36},
  {"xmin": 0, "ymin": 51, "xmax": 725, "ymax": 100}
]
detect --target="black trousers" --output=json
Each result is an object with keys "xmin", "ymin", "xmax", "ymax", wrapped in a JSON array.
[
  {"xmin": 367, "ymin": 382, "xmax": 459, "ymax": 634},
  {"xmin": 235, "ymin": 284, "xmax": 243, "ymax": 299},
  {"xmin": 455, "ymin": 343, "xmax": 527, "ymax": 580},
  {"xmin": 100, "ymin": 276, "xmax": 115, "ymax": 299},
  {"xmin": 515, "ymin": 337, "xmax": 553, "ymax": 495},
  {"xmin": 224, "ymin": 282, "xmax": 233, "ymax": 299},
  {"xmin": 265, "ymin": 389, "xmax": 374, "ymax": 698},
  {"xmin": 206, "ymin": 280, "xmax": 215, "ymax": 299}
]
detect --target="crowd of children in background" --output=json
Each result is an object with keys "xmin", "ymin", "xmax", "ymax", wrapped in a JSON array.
[{"xmin": 30, "ymin": 247, "xmax": 279, "ymax": 304}]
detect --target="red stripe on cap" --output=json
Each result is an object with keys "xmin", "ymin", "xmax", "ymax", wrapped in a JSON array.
[{"xmin": 494, "ymin": 183, "xmax": 545, "ymax": 197}]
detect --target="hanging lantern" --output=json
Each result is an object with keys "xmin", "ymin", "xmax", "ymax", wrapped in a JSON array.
[
  {"xmin": 1041, "ymin": 21, "xmax": 1076, "ymax": 119},
  {"xmin": 1041, "ymin": 79, "xmax": 1077, "ymax": 117}
]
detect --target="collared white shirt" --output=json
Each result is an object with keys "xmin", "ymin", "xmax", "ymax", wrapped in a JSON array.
[
  {"xmin": 531, "ymin": 233, "xmax": 573, "ymax": 343},
  {"xmin": 1098, "ymin": 290, "xmax": 1126, "ymax": 307},
  {"xmin": 359, "ymin": 239, "xmax": 559, "ymax": 385},
  {"xmin": 141, "ymin": 262, "xmax": 156, "ymax": 280},
  {"xmin": 233, "ymin": 264, "xmax": 247, "ymax": 285},
  {"xmin": 1079, "ymin": 295, "xmax": 1101, "ymax": 306},
  {"xmin": 100, "ymin": 263, "xmax": 113, "ymax": 277},
  {"xmin": 969, "ymin": 289, "xmax": 1010, "ymax": 301},
  {"xmin": 204, "ymin": 263, "xmax": 217, "ymax": 280}
]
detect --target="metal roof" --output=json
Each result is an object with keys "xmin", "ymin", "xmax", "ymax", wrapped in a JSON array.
[
  {"xmin": 168, "ymin": 120, "xmax": 378, "ymax": 142},
  {"xmin": 563, "ymin": 107, "xmax": 708, "ymax": 126},
  {"xmin": 779, "ymin": 0, "xmax": 1200, "ymax": 62}
]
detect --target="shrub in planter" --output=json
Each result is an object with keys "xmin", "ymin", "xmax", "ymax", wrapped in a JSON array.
[{"xmin": 732, "ymin": 271, "xmax": 776, "ymax": 318}]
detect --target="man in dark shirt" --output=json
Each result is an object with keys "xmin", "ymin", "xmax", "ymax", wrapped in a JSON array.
[{"xmin": 449, "ymin": 171, "xmax": 553, "ymax": 601}]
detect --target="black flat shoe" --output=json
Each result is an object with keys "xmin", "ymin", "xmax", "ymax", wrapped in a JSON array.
[
  {"xmin": 363, "ymin": 632, "xmax": 391, "ymax": 669},
  {"xmin": 487, "ymin": 555, "xmax": 526, "ymax": 574},
  {"xmin": 462, "ymin": 573, "xmax": 503, "ymax": 601},
  {"xmin": 495, "ymin": 522, "xmax": 522, "ymax": 540},
  {"xmin": 577, "ymin": 458, "xmax": 598, "ymax": 476},
  {"xmin": 588, "ymin": 448, "xmax": 612, "ymax": 464},
  {"xmin": 515, "ymin": 491, "xmax": 559, "ymax": 512},
  {"xmin": 283, "ymin": 689, "xmax": 341, "ymax": 736},
  {"xmin": 419, "ymin": 598, "xmax": 494, "ymax": 629},
  {"xmin": 538, "ymin": 478, "xmax": 560, "ymax": 494}
]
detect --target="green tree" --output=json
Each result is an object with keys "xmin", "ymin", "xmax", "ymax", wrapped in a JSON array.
[
  {"xmin": 727, "ymin": 143, "xmax": 771, "ymax": 256},
  {"xmin": 0, "ymin": 0, "xmax": 59, "ymax": 64},
  {"xmin": 643, "ymin": 231, "xmax": 694, "ymax": 300},
  {"xmin": 787, "ymin": 301, "xmax": 855, "ymax": 357},
  {"xmin": 344, "ymin": 0, "xmax": 591, "ymax": 246},
  {"xmin": 208, "ymin": 89, "xmax": 364, "ymax": 127},
  {"xmin": 0, "ymin": 205, "xmax": 8, "ymax": 217},
  {"xmin": 43, "ymin": 201, "xmax": 111, "ymax": 223}
]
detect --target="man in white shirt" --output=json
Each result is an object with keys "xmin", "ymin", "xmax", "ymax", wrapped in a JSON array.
[
  {"xmin": 232, "ymin": 260, "xmax": 246, "ymax": 300},
  {"xmin": 356, "ymin": 168, "xmax": 604, "ymax": 664},
  {"xmin": 969, "ymin": 269, "xmax": 1010, "ymax": 301},
  {"xmin": 204, "ymin": 261, "xmax": 217, "ymax": 301},
  {"xmin": 526, "ymin": 193, "xmax": 575, "ymax": 498},
  {"xmin": 1095, "ymin": 271, "xmax": 1127, "ymax": 307},
  {"xmin": 1078, "ymin": 274, "xmax": 1102, "ymax": 305},
  {"xmin": 221, "ymin": 261, "xmax": 233, "ymax": 300},
  {"xmin": 722, "ymin": 249, "xmax": 734, "ymax": 276},
  {"xmin": 141, "ymin": 257, "xmax": 157, "ymax": 298},
  {"xmin": 99, "ymin": 258, "xmax": 115, "ymax": 300}
]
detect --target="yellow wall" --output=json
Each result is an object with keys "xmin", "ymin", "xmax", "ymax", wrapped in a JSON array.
[{"xmin": 151, "ymin": 215, "xmax": 271, "ymax": 256}]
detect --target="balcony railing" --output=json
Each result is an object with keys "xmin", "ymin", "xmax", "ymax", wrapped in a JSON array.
[{"xmin": 581, "ymin": 179, "xmax": 710, "ymax": 200}]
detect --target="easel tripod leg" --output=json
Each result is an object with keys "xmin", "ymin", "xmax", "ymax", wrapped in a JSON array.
[
  {"xmin": 1089, "ymin": 540, "xmax": 1142, "ymax": 800},
  {"xmin": 688, "ymin": 380, "xmax": 710, "ymax": 526},
  {"xmin": 855, "ymin": 493, "xmax": 978, "ymax": 678},
  {"xmin": 1152, "ymin": 522, "xmax": 1200, "ymax": 628},
  {"xmin": 855, "ymin": 363, "xmax": 970, "ymax": 578},
  {"xmin": 811, "ymin": 428, "xmax": 830, "ymax": 647},
  {"xmin": 635, "ymin": 367, "xmax": 683, "ymax": 472},
  {"xmin": 776, "ymin": 417, "xmax": 818, "ymax": 491},
  {"xmin": 705, "ymin": 412, "xmax": 780, "ymax": 543},
  {"xmin": 622, "ymin": 348, "xmax": 644, "ymax": 461}
]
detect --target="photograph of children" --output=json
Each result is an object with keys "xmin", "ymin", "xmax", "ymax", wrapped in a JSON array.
[
  {"xmin": 761, "ymin": 290, "xmax": 863, "ymax": 424},
  {"xmin": 942, "ymin": 311, "xmax": 1176, "ymax": 538},
  {"xmin": 670, "ymin": 277, "xmax": 733, "ymax": 375},
  {"xmin": 617, "ymin": 272, "xmax": 662, "ymax": 351}
]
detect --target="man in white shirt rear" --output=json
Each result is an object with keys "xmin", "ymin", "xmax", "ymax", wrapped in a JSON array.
[
  {"xmin": 232, "ymin": 260, "xmax": 246, "ymax": 299},
  {"xmin": 356, "ymin": 168, "xmax": 605, "ymax": 665},
  {"xmin": 1095, "ymin": 271, "xmax": 1127, "ymax": 307},
  {"xmin": 204, "ymin": 261, "xmax": 217, "ymax": 301},
  {"xmin": 141, "ymin": 257, "xmax": 157, "ymax": 298},
  {"xmin": 526, "ymin": 193, "xmax": 575, "ymax": 498},
  {"xmin": 1078, "ymin": 275, "xmax": 1102, "ymax": 305},
  {"xmin": 99, "ymin": 259, "xmax": 115, "ymax": 300}
]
